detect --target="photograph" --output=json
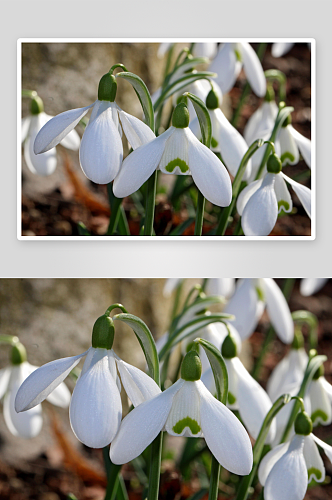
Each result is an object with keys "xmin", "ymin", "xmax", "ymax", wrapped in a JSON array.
[
  {"xmin": 0, "ymin": 277, "xmax": 331, "ymax": 500},
  {"xmin": 19, "ymin": 40, "xmax": 313, "ymax": 239}
]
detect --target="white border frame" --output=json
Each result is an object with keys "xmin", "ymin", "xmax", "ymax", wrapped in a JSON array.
[{"xmin": 17, "ymin": 38, "xmax": 316, "ymax": 241}]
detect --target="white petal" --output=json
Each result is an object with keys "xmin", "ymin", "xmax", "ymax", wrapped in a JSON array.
[
  {"xmin": 189, "ymin": 116, "xmax": 201, "ymax": 142},
  {"xmin": 232, "ymin": 357, "xmax": 275, "ymax": 442},
  {"xmin": 240, "ymin": 43, "xmax": 266, "ymax": 97},
  {"xmin": 223, "ymin": 279, "xmax": 264, "ymax": 340},
  {"xmin": 110, "ymin": 379, "xmax": 184, "ymax": 464},
  {"xmin": 307, "ymin": 378, "xmax": 332, "ymax": 426},
  {"xmin": 303, "ymin": 434, "xmax": 325, "ymax": 482},
  {"xmin": 205, "ymin": 278, "xmax": 236, "ymax": 299},
  {"xmin": 24, "ymin": 114, "xmax": 57, "ymax": 176},
  {"xmin": 198, "ymin": 380, "xmax": 253, "ymax": 475},
  {"xmin": 274, "ymin": 173, "xmax": 293, "ymax": 213},
  {"xmin": 258, "ymin": 442, "xmax": 290, "ymax": 485},
  {"xmin": 271, "ymin": 43, "xmax": 295, "ymax": 58},
  {"xmin": 236, "ymin": 179, "xmax": 263, "ymax": 216},
  {"xmin": 264, "ymin": 435, "xmax": 308, "ymax": 500},
  {"xmin": 201, "ymin": 368, "xmax": 216, "ymax": 395},
  {"xmin": 263, "ymin": 278, "xmax": 294, "ymax": 344},
  {"xmin": 59, "ymin": 129, "xmax": 81, "ymax": 151},
  {"xmin": 224, "ymin": 358, "xmax": 239, "ymax": 409},
  {"xmin": 159, "ymin": 128, "xmax": 190, "ymax": 175},
  {"xmin": 0, "ymin": 367, "xmax": 11, "ymax": 399},
  {"xmin": 267, "ymin": 349, "xmax": 308, "ymax": 402},
  {"xmin": 288, "ymin": 126, "xmax": 311, "ymax": 168},
  {"xmin": 34, "ymin": 103, "xmax": 94, "ymax": 154},
  {"xmin": 158, "ymin": 42, "xmax": 172, "ymax": 58},
  {"xmin": 22, "ymin": 116, "xmax": 31, "ymax": 143},
  {"xmin": 320, "ymin": 377, "xmax": 332, "ymax": 402},
  {"xmin": 193, "ymin": 42, "xmax": 218, "ymax": 60},
  {"xmin": 312, "ymin": 434, "xmax": 332, "ymax": 462},
  {"xmin": 118, "ymin": 109, "xmax": 155, "ymax": 150},
  {"xmin": 165, "ymin": 381, "xmax": 203, "ymax": 437},
  {"xmin": 245, "ymin": 101, "xmax": 278, "ymax": 146},
  {"xmin": 15, "ymin": 351, "xmax": 87, "ymax": 412},
  {"xmin": 209, "ymin": 44, "xmax": 240, "ymax": 94},
  {"xmin": 163, "ymin": 278, "xmax": 183, "ymax": 297},
  {"xmin": 116, "ymin": 358, "xmax": 161, "ymax": 407},
  {"xmin": 26, "ymin": 363, "xmax": 71, "ymax": 408},
  {"xmin": 69, "ymin": 349, "xmax": 122, "ymax": 448},
  {"xmin": 278, "ymin": 126, "xmax": 300, "ymax": 166},
  {"xmin": 79, "ymin": 101, "xmax": 123, "ymax": 184},
  {"xmin": 185, "ymin": 128, "xmax": 232, "ymax": 207},
  {"xmin": 244, "ymin": 106, "xmax": 263, "ymax": 146},
  {"xmin": 4, "ymin": 364, "xmax": 43, "ymax": 438},
  {"xmin": 214, "ymin": 109, "xmax": 252, "ymax": 180},
  {"xmin": 281, "ymin": 173, "xmax": 311, "ymax": 218},
  {"xmin": 113, "ymin": 127, "xmax": 173, "ymax": 197},
  {"xmin": 241, "ymin": 173, "xmax": 278, "ymax": 236},
  {"xmin": 300, "ymin": 278, "xmax": 328, "ymax": 296}
]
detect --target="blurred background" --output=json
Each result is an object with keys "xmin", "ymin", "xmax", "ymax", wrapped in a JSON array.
[
  {"xmin": 21, "ymin": 42, "xmax": 311, "ymax": 237},
  {"xmin": 0, "ymin": 278, "xmax": 330, "ymax": 499}
]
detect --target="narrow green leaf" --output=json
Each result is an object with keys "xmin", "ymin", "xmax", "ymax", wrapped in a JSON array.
[
  {"xmin": 195, "ymin": 338, "xmax": 228, "ymax": 404},
  {"xmin": 113, "ymin": 313, "xmax": 160, "ymax": 385},
  {"xmin": 169, "ymin": 217, "xmax": 195, "ymax": 236},
  {"xmin": 184, "ymin": 92, "xmax": 212, "ymax": 147},
  {"xmin": 77, "ymin": 222, "xmax": 91, "ymax": 236},
  {"xmin": 116, "ymin": 72, "xmax": 155, "ymax": 131}
]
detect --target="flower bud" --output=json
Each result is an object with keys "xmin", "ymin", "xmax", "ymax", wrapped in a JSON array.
[
  {"xmin": 98, "ymin": 73, "xmax": 117, "ymax": 102},
  {"xmin": 206, "ymin": 89, "xmax": 219, "ymax": 110},
  {"xmin": 181, "ymin": 350, "xmax": 202, "ymax": 381},
  {"xmin": 11, "ymin": 342, "xmax": 27, "ymax": 365},
  {"xmin": 267, "ymin": 153, "xmax": 282, "ymax": 174},
  {"xmin": 221, "ymin": 333, "xmax": 237, "ymax": 359},
  {"xmin": 91, "ymin": 314, "xmax": 115, "ymax": 350},
  {"xmin": 30, "ymin": 95, "xmax": 44, "ymax": 115},
  {"xmin": 172, "ymin": 102, "xmax": 190, "ymax": 129},
  {"xmin": 294, "ymin": 411, "xmax": 313, "ymax": 436}
]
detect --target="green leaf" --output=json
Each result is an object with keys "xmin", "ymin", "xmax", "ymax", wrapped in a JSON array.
[
  {"xmin": 184, "ymin": 92, "xmax": 212, "ymax": 147},
  {"xmin": 77, "ymin": 222, "xmax": 91, "ymax": 236},
  {"xmin": 116, "ymin": 71, "xmax": 155, "ymax": 131},
  {"xmin": 194, "ymin": 338, "xmax": 228, "ymax": 404},
  {"xmin": 169, "ymin": 217, "xmax": 195, "ymax": 236},
  {"xmin": 113, "ymin": 313, "xmax": 160, "ymax": 385}
]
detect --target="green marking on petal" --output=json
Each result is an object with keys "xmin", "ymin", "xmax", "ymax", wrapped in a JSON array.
[
  {"xmin": 228, "ymin": 392, "xmax": 236, "ymax": 405},
  {"xmin": 278, "ymin": 200, "xmax": 290, "ymax": 211},
  {"xmin": 308, "ymin": 467, "xmax": 322, "ymax": 481},
  {"xmin": 280, "ymin": 152, "xmax": 295, "ymax": 164},
  {"xmin": 211, "ymin": 137, "xmax": 219, "ymax": 148},
  {"xmin": 173, "ymin": 417, "xmax": 201, "ymax": 435},
  {"xmin": 165, "ymin": 158, "xmax": 189, "ymax": 173},
  {"xmin": 255, "ymin": 286, "xmax": 265, "ymax": 302},
  {"xmin": 235, "ymin": 48, "xmax": 242, "ymax": 62},
  {"xmin": 311, "ymin": 409, "xmax": 328, "ymax": 424}
]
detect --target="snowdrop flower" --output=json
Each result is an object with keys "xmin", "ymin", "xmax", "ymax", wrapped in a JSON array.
[
  {"xmin": 258, "ymin": 411, "xmax": 332, "ymax": 500},
  {"xmin": 236, "ymin": 153, "xmax": 311, "ymax": 236},
  {"xmin": 0, "ymin": 341, "xmax": 70, "ymax": 439},
  {"xmin": 110, "ymin": 350, "xmax": 253, "ymax": 475},
  {"xmin": 277, "ymin": 116, "xmax": 311, "ymax": 168},
  {"xmin": 202, "ymin": 333, "xmax": 275, "ymax": 443},
  {"xmin": 300, "ymin": 278, "xmax": 329, "ymax": 296},
  {"xmin": 271, "ymin": 42, "xmax": 295, "ymax": 58},
  {"xmin": 209, "ymin": 43, "xmax": 266, "ymax": 97},
  {"xmin": 205, "ymin": 278, "xmax": 235, "ymax": 299},
  {"xmin": 15, "ymin": 314, "xmax": 160, "ymax": 448},
  {"xmin": 22, "ymin": 95, "xmax": 80, "ymax": 176},
  {"xmin": 33, "ymin": 72, "xmax": 155, "ymax": 184},
  {"xmin": 223, "ymin": 278, "xmax": 294, "ymax": 343},
  {"xmin": 190, "ymin": 88, "xmax": 252, "ymax": 180},
  {"xmin": 306, "ymin": 364, "xmax": 332, "ymax": 427},
  {"xmin": 244, "ymin": 89, "xmax": 279, "ymax": 182},
  {"xmin": 113, "ymin": 102, "xmax": 232, "ymax": 207}
]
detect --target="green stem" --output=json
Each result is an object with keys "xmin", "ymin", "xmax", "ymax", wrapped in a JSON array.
[
  {"xmin": 107, "ymin": 184, "xmax": 123, "ymax": 236},
  {"xmin": 194, "ymin": 191, "xmax": 206, "ymax": 236},
  {"xmin": 103, "ymin": 451, "xmax": 122, "ymax": 500},
  {"xmin": 292, "ymin": 310, "xmax": 318, "ymax": 350},
  {"xmin": 0, "ymin": 335, "xmax": 19, "ymax": 345},
  {"xmin": 215, "ymin": 139, "xmax": 264, "ymax": 236},
  {"xmin": 208, "ymin": 457, "xmax": 220, "ymax": 500},
  {"xmin": 144, "ymin": 171, "xmax": 157, "ymax": 236},
  {"xmin": 22, "ymin": 89, "xmax": 37, "ymax": 98},
  {"xmin": 147, "ymin": 432, "xmax": 163, "ymax": 500}
]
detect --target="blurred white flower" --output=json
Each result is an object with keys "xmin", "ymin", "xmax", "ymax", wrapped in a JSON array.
[{"xmin": 300, "ymin": 278, "xmax": 329, "ymax": 296}]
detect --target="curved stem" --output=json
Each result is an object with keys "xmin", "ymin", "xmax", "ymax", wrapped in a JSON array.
[
  {"xmin": 0, "ymin": 335, "xmax": 19, "ymax": 345},
  {"xmin": 147, "ymin": 432, "xmax": 163, "ymax": 500},
  {"xmin": 194, "ymin": 191, "xmax": 206, "ymax": 236},
  {"xmin": 144, "ymin": 171, "xmax": 157, "ymax": 236}
]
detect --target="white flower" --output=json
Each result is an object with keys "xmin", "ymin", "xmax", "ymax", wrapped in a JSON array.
[
  {"xmin": 271, "ymin": 43, "xmax": 295, "ymax": 58},
  {"xmin": 300, "ymin": 278, "xmax": 329, "ymax": 296},
  {"xmin": 258, "ymin": 433, "xmax": 332, "ymax": 499},
  {"xmin": 236, "ymin": 171, "xmax": 311, "ymax": 236},
  {"xmin": 22, "ymin": 108, "xmax": 80, "ymax": 176},
  {"xmin": 278, "ymin": 124, "xmax": 311, "ymax": 168},
  {"xmin": 190, "ymin": 107, "xmax": 252, "ymax": 181},
  {"xmin": 113, "ymin": 109, "xmax": 232, "ymax": 207},
  {"xmin": 205, "ymin": 278, "xmax": 235, "ymax": 299},
  {"xmin": 223, "ymin": 279, "xmax": 294, "ymax": 343},
  {"xmin": 110, "ymin": 373, "xmax": 253, "ymax": 475},
  {"xmin": 306, "ymin": 375, "xmax": 332, "ymax": 427},
  {"xmin": 0, "ymin": 359, "xmax": 70, "ymax": 439},
  {"xmin": 209, "ymin": 43, "xmax": 266, "ymax": 97},
  {"xmin": 202, "ymin": 354, "xmax": 275, "ymax": 443},
  {"xmin": 34, "ymin": 94, "xmax": 155, "ymax": 185},
  {"xmin": 15, "ymin": 346, "xmax": 160, "ymax": 448}
]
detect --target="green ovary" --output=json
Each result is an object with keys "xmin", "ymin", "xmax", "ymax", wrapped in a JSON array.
[
  {"xmin": 173, "ymin": 417, "xmax": 201, "ymax": 435},
  {"xmin": 308, "ymin": 467, "xmax": 322, "ymax": 481},
  {"xmin": 280, "ymin": 152, "xmax": 295, "ymax": 164},
  {"xmin": 228, "ymin": 392, "xmax": 236, "ymax": 405},
  {"xmin": 278, "ymin": 200, "xmax": 290, "ymax": 211},
  {"xmin": 165, "ymin": 158, "xmax": 189, "ymax": 173},
  {"xmin": 255, "ymin": 286, "xmax": 265, "ymax": 302},
  {"xmin": 311, "ymin": 409, "xmax": 328, "ymax": 424},
  {"xmin": 211, "ymin": 137, "xmax": 219, "ymax": 148}
]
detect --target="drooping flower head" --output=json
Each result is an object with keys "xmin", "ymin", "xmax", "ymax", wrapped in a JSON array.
[{"xmin": 33, "ymin": 70, "xmax": 155, "ymax": 185}]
